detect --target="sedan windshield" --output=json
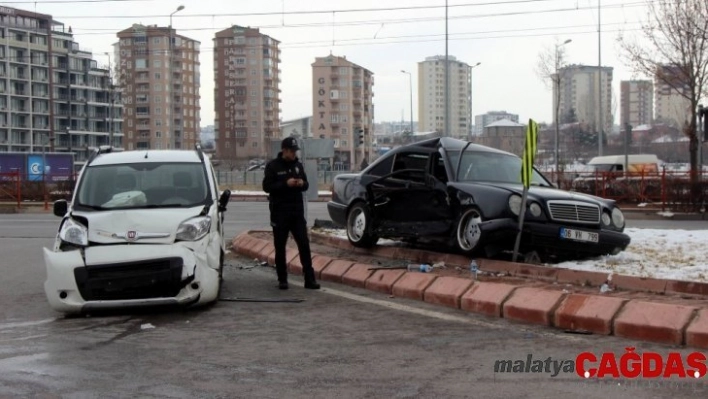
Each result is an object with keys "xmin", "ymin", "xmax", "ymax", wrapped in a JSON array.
[
  {"xmin": 448, "ymin": 150, "xmax": 551, "ymax": 186},
  {"xmin": 75, "ymin": 162, "xmax": 209, "ymax": 210}
]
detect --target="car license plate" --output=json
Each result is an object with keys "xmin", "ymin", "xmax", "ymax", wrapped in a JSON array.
[{"xmin": 559, "ymin": 227, "xmax": 599, "ymax": 243}]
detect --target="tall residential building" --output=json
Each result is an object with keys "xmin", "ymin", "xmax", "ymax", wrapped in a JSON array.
[
  {"xmin": 213, "ymin": 26, "xmax": 280, "ymax": 161},
  {"xmin": 654, "ymin": 64, "xmax": 691, "ymax": 128},
  {"xmin": 312, "ymin": 54, "xmax": 374, "ymax": 169},
  {"xmin": 553, "ymin": 64, "xmax": 613, "ymax": 133},
  {"xmin": 417, "ymin": 55, "xmax": 471, "ymax": 139},
  {"xmin": 116, "ymin": 24, "xmax": 201, "ymax": 151},
  {"xmin": 0, "ymin": 6, "xmax": 123, "ymax": 164},
  {"xmin": 474, "ymin": 111, "xmax": 519, "ymax": 134},
  {"xmin": 620, "ymin": 80, "xmax": 653, "ymax": 128}
]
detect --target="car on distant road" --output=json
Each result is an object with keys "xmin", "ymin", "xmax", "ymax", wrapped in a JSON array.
[
  {"xmin": 327, "ymin": 137, "xmax": 631, "ymax": 263},
  {"xmin": 43, "ymin": 145, "xmax": 232, "ymax": 315}
]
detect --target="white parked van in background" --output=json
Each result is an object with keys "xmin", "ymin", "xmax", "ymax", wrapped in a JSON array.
[
  {"xmin": 571, "ymin": 154, "xmax": 662, "ymax": 191},
  {"xmin": 43, "ymin": 145, "xmax": 231, "ymax": 315}
]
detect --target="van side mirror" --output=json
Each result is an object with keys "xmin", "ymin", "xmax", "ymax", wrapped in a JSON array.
[
  {"xmin": 53, "ymin": 200, "xmax": 68, "ymax": 217},
  {"xmin": 218, "ymin": 190, "xmax": 231, "ymax": 212}
]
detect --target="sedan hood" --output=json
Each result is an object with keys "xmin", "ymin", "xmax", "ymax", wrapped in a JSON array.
[
  {"xmin": 453, "ymin": 182, "xmax": 612, "ymax": 206},
  {"xmin": 73, "ymin": 206, "xmax": 206, "ymax": 244}
]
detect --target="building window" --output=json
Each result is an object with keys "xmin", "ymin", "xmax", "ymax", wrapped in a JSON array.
[
  {"xmin": 155, "ymin": 131, "xmax": 162, "ymax": 138},
  {"xmin": 153, "ymin": 37, "xmax": 161, "ymax": 45},
  {"xmin": 154, "ymin": 60, "xmax": 161, "ymax": 68},
  {"xmin": 135, "ymin": 59, "xmax": 147, "ymax": 69},
  {"xmin": 154, "ymin": 72, "xmax": 161, "ymax": 79},
  {"xmin": 252, "ymin": 141, "xmax": 258, "ymax": 147}
]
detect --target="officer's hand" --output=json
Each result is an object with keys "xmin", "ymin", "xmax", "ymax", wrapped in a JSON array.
[{"xmin": 287, "ymin": 178, "xmax": 298, "ymax": 187}]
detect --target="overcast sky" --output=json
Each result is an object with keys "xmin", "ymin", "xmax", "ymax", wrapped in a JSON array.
[{"xmin": 17, "ymin": 0, "xmax": 658, "ymax": 126}]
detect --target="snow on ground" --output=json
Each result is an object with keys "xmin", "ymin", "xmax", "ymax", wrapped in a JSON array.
[{"xmin": 313, "ymin": 227, "xmax": 708, "ymax": 282}]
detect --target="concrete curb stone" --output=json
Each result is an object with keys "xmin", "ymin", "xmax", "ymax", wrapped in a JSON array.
[
  {"xmin": 460, "ymin": 282, "xmax": 519, "ymax": 317},
  {"xmin": 613, "ymin": 300, "xmax": 698, "ymax": 345},
  {"xmin": 365, "ymin": 269, "xmax": 407, "ymax": 295},
  {"xmin": 231, "ymin": 231, "xmax": 708, "ymax": 349},
  {"xmin": 423, "ymin": 277, "xmax": 474, "ymax": 309},
  {"xmin": 502, "ymin": 287, "xmax": 567, "ymax": 326},
  {"xmin": 391, "ymin": 272, "xmax": 438, "ymax": 301},
  {"xmin": 554, "ymin": 294, "xmax": 627, "ymax": 335}
]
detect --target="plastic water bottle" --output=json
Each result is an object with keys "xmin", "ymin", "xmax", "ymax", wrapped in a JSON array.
[
  {"xmin": 469, "ymin": 260, "xmax": 479, "ymax": 278},
  {"xmin": 407, "ymin": 264, "xmax": 432, "ymax": 273}
]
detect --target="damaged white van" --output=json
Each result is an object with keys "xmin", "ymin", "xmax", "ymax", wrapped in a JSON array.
[{"xmin": 43, "ymin": 145, "xmax": 231, "ymax": 315}]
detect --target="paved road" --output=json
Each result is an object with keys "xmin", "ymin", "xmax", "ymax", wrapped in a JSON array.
[{"xmin": 1, "ymin": 203, "xmax": 708, "ymax": 397}]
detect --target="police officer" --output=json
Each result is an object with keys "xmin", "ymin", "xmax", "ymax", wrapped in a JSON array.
[{"xmin": 262, "ymin": 137, "xmax": 320, "ymax": 290}]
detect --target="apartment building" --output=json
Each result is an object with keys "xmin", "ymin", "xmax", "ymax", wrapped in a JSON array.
[
  {"xmin": 553, "ymin": 64, "xmax": 613, "ymax": 134},
  {"xmin": 620, "ymin": 80, "xmax": 653, "ymax": 128},
  {"xmin": 213, "ymin": 26, "xmax": 280, "ymax": 161},
  {"xmin": 116, "ymin": 24, "xmax": 200, "ymax": 151},
  {"xmin": 654, "ymin": 64, "xmax": 692, "ymax": 128},
  {"xmin": 417, "ymin": 55, "xmax": 471, "ymax": 139},
  {"xmin": 0, "ymin": 6, "xmax": 123, "ymax": 163},
  {"xmin": 474, "ymin": 111, "xmax": 519, "ymax": 135},
  {"xmin": 312, "ymin": 54, "xmax": 374, "ymax": 170}
]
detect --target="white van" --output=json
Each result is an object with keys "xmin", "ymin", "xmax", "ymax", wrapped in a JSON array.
[
  {"xmin": 585, "ymin": 154, "xmax": 661, "ymax": 174},
  {"xmin": 43, "ymin": 145, "xmax": 231, "ymax": 315}
]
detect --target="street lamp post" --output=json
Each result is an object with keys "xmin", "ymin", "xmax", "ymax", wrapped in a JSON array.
[
  {"xmin": 400, "ymin": 70, "xmax": 413, "ymax": 135},
  {"xmin": 468, "ymin": 62, "xmax": 480, "ymax": 140},
  {"xmin": 554, "ymin": 39, "xmax": 572, "ymax": 187},
  {"xmin": 169, "ymin": 5, "xmax": 185, "ymax": 149}
]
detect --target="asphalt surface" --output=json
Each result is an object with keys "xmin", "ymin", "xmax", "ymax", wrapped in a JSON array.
[{"xmin": 1, "ymin": 202, "xmax": 708, "ymax": 398}]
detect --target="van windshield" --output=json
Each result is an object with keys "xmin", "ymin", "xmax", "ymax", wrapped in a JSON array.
[
  {"xmin": 75, "ymin": 162, "xmax": 209, "ymax": 210},
  {"xmin": 588, "ymin": 164, "xmax": 616, "ymax": 172}
]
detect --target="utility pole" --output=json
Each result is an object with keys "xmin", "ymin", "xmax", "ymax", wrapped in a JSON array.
[
  {"xmin": 597, "ymin": 0, "xmax": 603, "ymax": 156},
  {"xmin": 444, "ymin": 0, "xmax": 450, "ymax": 138}
]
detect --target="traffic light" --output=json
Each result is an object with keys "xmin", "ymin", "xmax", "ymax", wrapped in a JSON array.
[{"xmin": 358, "ymin": 129, "xmax": 365, "ymax": 146}]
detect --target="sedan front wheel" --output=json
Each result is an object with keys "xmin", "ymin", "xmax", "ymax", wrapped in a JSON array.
[
  {"xmin": 456, "ymin": 207, "xmax": 483, "ymax": 255},
  {"xmin": 346, "ymin": 202, "xmax": 379, "ymax": 248}
]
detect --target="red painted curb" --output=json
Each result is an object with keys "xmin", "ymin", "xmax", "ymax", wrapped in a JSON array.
[
  {"xmin": 502, "ymin": 287, "xmax": 566, "ymax": 326},
  {"xmin": 686, "ymin": 309, "xmax": 708, "ymax": 349},
  {"xmin": 320, "ymin": 260, "xmax": 354, "ymax": 283},
  {"xmin": 312, "ymin": 255, "xmax": 335, "ymax": 279},
  {"xmin": 613, "ymin": 301, "xmax": 697, "ymax": 345},
  {"xmin": 423, "ymin": 276, "xmax": 474, "ymax": 309},
  {"xmin": 268, "ymin": 248, "xmax": 299, "ymax": 268},
  {"xmin": 460, "ymin": 282, "xmax": 518, "ymax": 317},
  {"xmin": 391, "ymin": 272, "xmax": 438, "ymax": 301},
  {"xmin": 342, "ymin": 263, "xmax": 377, "ymax": 289},
  {"xmin": 554, "ymin": 294, "xmax": 627, "ymax": 335},
  {"xmin": 365, "ymin": 269, "xmax": 407, "ymax": 295}
]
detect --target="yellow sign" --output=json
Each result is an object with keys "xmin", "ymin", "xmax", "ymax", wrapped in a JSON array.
[{"xmin": 521, "ymin": 119, "xmax": 538, "ymax": 188}]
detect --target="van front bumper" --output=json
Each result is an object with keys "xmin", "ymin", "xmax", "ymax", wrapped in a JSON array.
[{"xmin": 43, "ymin": 243, "xmax": 219, "ymax": 314}]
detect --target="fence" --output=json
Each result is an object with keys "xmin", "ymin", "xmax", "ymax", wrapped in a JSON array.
[
  {"xmin": 3, "ymin": 170, "xmax": 707, "ymax": 212},
  {"xmin": 214, "ymin": 170, "xmax": 353, "ymax": 187}
]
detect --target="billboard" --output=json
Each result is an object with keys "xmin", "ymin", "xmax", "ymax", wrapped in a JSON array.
[
  {"xmin": 0, "ymin": 153, "xmax": 74, "ymax": 182},
  {"xmin": 0, "ymin": 154, "xmax": 24, "ymax": 181}
]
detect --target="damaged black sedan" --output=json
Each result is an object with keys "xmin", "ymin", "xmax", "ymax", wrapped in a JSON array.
[{"xmin": 327, "ymin": 138, "xmax": 631, "ymax": 263}]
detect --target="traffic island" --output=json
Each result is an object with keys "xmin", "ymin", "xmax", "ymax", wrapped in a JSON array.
[{"xmin": 232, "ymin": 230, "xmax": 708, "ymax": 349}]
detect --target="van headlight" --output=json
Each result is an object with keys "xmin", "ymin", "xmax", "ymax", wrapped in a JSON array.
[
  {"xmin": 508, "ymin": 195, "xmax": 522, "ymax": 216},
  {"xmin": 611, "ymin": 208, "xmax": 625, "ymax": 228},
  {"xmin": 176, "ymin": 216, "xmax": 211, "ymax": 241},
  {"xmin": 59, "ymin": 218, "xmax": 88, "ymax": 247}
]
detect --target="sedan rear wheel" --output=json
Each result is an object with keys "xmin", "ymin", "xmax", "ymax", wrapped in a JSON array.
[
  {"xmin": 456, "ymin": 207, "xmax": 483, "ymax": 254},
  {"xmin": 346, "ymin": 202, "xmax": 379, "ymax": 248}
]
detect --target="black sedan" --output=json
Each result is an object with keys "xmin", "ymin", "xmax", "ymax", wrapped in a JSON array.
[{"xmin": 327, "ymin": 137, "xmax": 631, "ymax": 263}]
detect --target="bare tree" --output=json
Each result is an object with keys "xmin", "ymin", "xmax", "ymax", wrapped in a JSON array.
[
  {"xmin": 618, "ymin": 0, "xmax": 708, "ymax": 193},
  {"xmin": 536, "ymin": 39, "xmax": 571, "ymax": 184}
]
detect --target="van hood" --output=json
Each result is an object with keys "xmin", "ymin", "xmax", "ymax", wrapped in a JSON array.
[{"xmin": 73, "ymin": 205, "xmax": 207, "ymax": 245}]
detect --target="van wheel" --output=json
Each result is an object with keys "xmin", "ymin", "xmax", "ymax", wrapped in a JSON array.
[{"xmin": 346, "ymin": 202, "xmax": 379, "ymax": 248}]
